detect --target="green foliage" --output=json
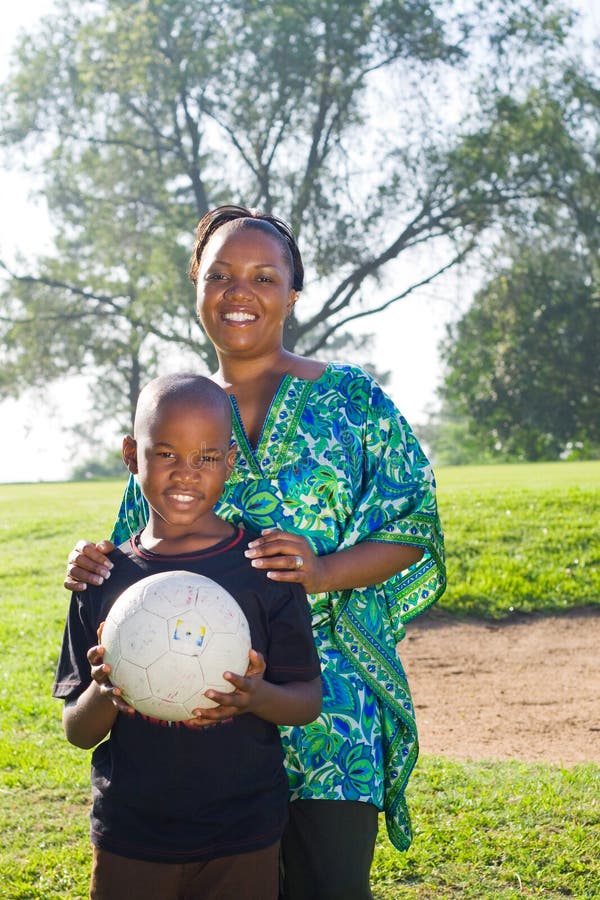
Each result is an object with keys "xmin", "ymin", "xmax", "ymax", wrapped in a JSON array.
[
  {"xmin": 0, "ymin": 0, "xmax": 587, "ymax": 437},
  {"xmin": 69, "ymin": 449, "xmax": 126, "ymax": 481},
  {"xmin": 436, "ymin": 462, "xmax": 600, "ymax": 618},
  {"xmin": 418, "ymin": 416, "xmax": 500, "ymax": 466},
  {"xmin": 0, "ymin": 473, "xmax": 597, "ymax": 897},
  {"xmin": 435, "ymin": 60, "xmax": 600, "ymax": 463},
  {"xmin": 438, "ymin": 243, "xmax": 599, "ymax": 461}
]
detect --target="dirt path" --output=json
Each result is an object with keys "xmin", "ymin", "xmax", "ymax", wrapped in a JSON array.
[{"xmin": 400, "ymin": 607, "xmax": 600, "ymax": 766}]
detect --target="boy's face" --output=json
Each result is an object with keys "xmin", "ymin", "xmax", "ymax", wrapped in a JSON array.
[{"xmin": 124, "ymin": 398, "xmax": 236, "ymax": 533}]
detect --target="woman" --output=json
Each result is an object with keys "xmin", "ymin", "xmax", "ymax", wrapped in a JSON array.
[{"xmin": 66, "ymin": 205, "xmax": 446, "ymax": 900}]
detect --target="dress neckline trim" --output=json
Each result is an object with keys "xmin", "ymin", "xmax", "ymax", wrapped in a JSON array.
[{"xmin": 229, "ymin": 374, "xmax": 317, "ymax": 478}]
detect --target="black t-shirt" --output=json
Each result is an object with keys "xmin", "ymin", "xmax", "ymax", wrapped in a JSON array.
[{"xmin": 53, "ymin": 527, "xmax": 320, "ymax": 863}]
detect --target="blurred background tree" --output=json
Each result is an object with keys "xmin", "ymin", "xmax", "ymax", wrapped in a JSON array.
[
  {"xmin": 437, "ymin": 243, "xmax": 599, "ymax": 461},
  {"xmin": 433, "ymin": 63, "xmax": 599, "ymax": 462},
  {"xmin": 0, "ymin": 0, "xmax": 596, "ymax": 463}
]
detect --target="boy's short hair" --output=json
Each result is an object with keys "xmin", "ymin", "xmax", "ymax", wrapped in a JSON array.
[{"xmin": 134, "ymin": 373, "xmax": 232, "ymax": 439}]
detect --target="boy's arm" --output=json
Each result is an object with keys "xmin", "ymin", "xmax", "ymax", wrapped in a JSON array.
[
  {"xmin": 54, "ymin": 589, "xmax": 118, "ymax": 748},
  {"xmin": 63, "ymin": 680, "xmax": 119, "ymax": 749},
  {"xmin": 246, "ymin": 674, "xmax": 322, "ymax": 726},
  {"xmin": 62, "ymin": 640, "xmax": 135, "ymax": 749},
  {"xmin": 188, "ymin": 649, "xmax": 322, "ymax": 727}
]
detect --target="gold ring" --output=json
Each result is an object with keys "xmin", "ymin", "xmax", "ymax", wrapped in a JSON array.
[{"xmin": 295, "ymin": 555, "xmax": 304, "ymax": 570}]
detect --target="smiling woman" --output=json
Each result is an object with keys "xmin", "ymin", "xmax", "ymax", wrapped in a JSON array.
[
  {"xmin": 196, "ymin": 223, "xmax": 299, "ymax": 362},
  {"xmin": 66, "ymin": 204, "xmax": 446, "ymax": 900},
  {"xmin": 191, "ymin": 214, "xmax": 324, "ymax": 447}
]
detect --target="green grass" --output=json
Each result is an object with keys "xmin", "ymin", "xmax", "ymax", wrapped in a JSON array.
[
  {"xmin": 0, "ymin": 467, "xmax": 598, "ymax": 898},
  {"xmin": 372, "ymin": 759, "xmax": 599, "ymax": 899},
  {"xmin": 436, "ymin": 461, "xmax": 600, "ymax": 618}
]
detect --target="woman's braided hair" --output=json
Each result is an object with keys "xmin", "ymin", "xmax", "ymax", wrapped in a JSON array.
[{"xmin": 188, "ymin": 205, "xmax": 304, "ymax": 292}]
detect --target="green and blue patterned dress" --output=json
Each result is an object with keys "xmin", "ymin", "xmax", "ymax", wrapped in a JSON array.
[{"xmin": 111, "ymin": 363, "xmax": 446, "ymax": 850}]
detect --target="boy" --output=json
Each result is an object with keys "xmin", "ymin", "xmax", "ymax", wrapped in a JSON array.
[{"xmin": 53, "ymin": 373, "xmax": 322, "ymax": 900}]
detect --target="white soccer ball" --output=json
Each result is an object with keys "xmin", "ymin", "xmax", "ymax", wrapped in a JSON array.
[{"xmin": 101, "ymin": 570, "xmax": 251, "ymax": 721}]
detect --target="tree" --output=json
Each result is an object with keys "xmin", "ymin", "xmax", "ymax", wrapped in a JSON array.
[
  {"xmin": 438, "ymin": 242, "xmax": 599, "ymax": 460},
  {"xmin": 436, "ymin": 59, "xmax": 600, "ymax": 461},
  {"xmin": 0, "ymin": 0, "xmax": 583, "ymax": 434},
  {"xmin": 69, "ymin": 449, "xmax": 125, "ymax": 481}
]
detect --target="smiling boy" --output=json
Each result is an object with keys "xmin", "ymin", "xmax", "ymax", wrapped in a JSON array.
[{"xmin": 53, "ymin": 373, "xmax": 321, "ymax": 900}]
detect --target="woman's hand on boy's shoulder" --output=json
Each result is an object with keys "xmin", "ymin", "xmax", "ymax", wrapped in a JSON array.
[
  {"xmin": 65, "ymin": 539, "xmax": 115, "ymax": 592},
  {"xmin": 244, "ymin": 529, "xmax": 328, "ymax": 594}
]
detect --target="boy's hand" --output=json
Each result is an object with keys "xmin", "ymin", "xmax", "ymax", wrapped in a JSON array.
[
  {"xmin": 88, "ymin": 624, "xmax": 135, "ymax": 716},
  {"xmin": 244, "ymin": 529, "xmax": 327, "ymax": 594},
  {"xmin": 186, "ymin": 649, "xmax": 267, "ymax": 728},
  {"xmin": 65, "ymin": 540, "xmax": 115, "ymax": 592}
]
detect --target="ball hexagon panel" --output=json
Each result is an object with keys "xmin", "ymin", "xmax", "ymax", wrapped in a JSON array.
[
  {"xmin": 134, "ymin": 696, "xmax": 191, "ymax": 721},
  {"xmin": 119, "ymin": 609, "xmax": 169, "ymax": 666},
  {"xmin": 142, "ymin": 573, "xmax": 207, "ymax": 617},
  {"xmin": 112, "ymin": 658, "xmax": 152, "ymax": 703},
  {"xmin": 104, "ymin": 595, "xmax": 138, "ymax": 628},
  {"xmin": 203, "ymin": 632, "xmax": 251, "ymax": 686},
  {"xmin": 195, "ymin": 591, "xmax": 243, "ymax": 633},
  {"xmin": 101, "ymin": 616, "xmax": 121, "ymax": 662},
  {"xmin": 118, "ymin": 608, "xmax": 169, "ymax": 668},
  {"xmin": 147, "ymin": 651, "xmax": 205, "ymax": 703}
]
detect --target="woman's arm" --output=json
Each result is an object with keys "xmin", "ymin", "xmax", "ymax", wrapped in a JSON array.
[{"xmin": 245, "ymin": 531, "xmax": 423, "ymax": 594}]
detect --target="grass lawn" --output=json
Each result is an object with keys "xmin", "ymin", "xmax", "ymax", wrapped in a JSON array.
[
  {"xmin": 0, "ymin": 465, "xmax": 598, "ymax": 898},
  {"xmin": 436, "ymin": 461, "xmax": 600, "ymax": 618}
]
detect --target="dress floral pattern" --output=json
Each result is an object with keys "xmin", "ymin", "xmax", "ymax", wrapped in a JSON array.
[{"xmin": 111, "ymin": 363, "xmax": 446, "ymax": 850}]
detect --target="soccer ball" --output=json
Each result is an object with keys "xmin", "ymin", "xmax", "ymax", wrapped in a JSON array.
[{"xmin": 101, "ymin": 570, "xmax": 251, "ymax": 721}]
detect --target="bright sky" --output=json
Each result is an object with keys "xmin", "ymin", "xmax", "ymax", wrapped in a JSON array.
[{"xmin": 0, "ymin": 1, "xmax": 597, "ymax": 483}]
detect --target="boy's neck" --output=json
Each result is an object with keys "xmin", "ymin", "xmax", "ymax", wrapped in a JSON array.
[{"xmin": 139, "ymin": 514, "xmax": 235, "ymax": 556}]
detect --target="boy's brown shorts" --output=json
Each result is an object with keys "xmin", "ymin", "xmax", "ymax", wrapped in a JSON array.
[{"xmin": 90, "ymin": 841, "xmax": 280, "ymax": 900}]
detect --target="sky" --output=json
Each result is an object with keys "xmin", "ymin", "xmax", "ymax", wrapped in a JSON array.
[{"xmin": 0, "ymin": 0, "xmax": 597, "ymax": 483}]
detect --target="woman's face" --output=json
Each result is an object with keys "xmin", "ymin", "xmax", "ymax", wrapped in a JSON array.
[{"xmin": 196, "ymin": 222, "xmax": 297, "ymax": 361}]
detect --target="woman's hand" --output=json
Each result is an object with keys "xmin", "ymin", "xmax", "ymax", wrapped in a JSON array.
[
  {"xmin": 245, "ymin": 529, "xmax": 424, "ymax": 596},
  {"xmin": 65, "ymin": 540, "xmax": 115, "ymax": 591},
  {"xmin": 186, "ymin": 649, "xmax": 267, "ymax": 728},
  {"xmin": 244, "ymin": 529, "xmax": 328, "ymax": 594}
]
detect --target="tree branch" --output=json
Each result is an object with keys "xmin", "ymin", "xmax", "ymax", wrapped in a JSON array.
[
  {"xmin": 0, "ymin": 263, "xmax": 125, "ymax": 312},
  {"xmin": 304, "ymin": 244, "xmax": 475, "ymax": 355}
]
